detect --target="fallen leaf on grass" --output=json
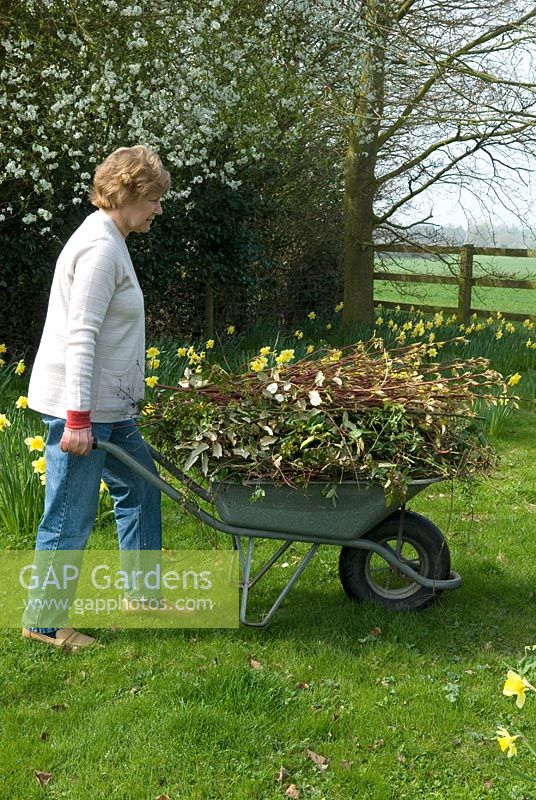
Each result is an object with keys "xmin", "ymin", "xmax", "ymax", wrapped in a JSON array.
[
  {"xmin": 340, "ymin": 760, "xmax": 352, "ymax": 770},
  {"xmin": 366, "ymin": 738, "xmax": 385, "ymax": 752},
  {"xmin": 50, "ymin": 703, "xmax": 67, "ymax": 712},
  {"xmin": 306, "ymin": 748, "xmax": 329, "ymax": 771},
  {"xmin": 276, "ymin": 766, "xmax": 289, "ymax": 782},
  {"xmin": 483, "ymin": 779, "xmax": 493, "ymax": 791},
  {"xmin": 40, "ymin": 732, "xmax": 49, "ymax": 742},
  {"xmin": 155, "ymin": 795, "xmax": 170, "ymax": 800},
  {"xmin": 249, "ymin": 658, "xmax": 262, "ymax": 670},
  {"xmin": 369, "ymin": 627, "xmax": 382, "ymax": 637},
  {"xmin": 129, "ymin": 686, "xmax": 142, "ymax": 697},
  {"xmin": 285, "ymin": 784, "xmax": 299, "ymax": 798},
  {"xmin": 34, "ymin": 771, "xmax": 52, "ymax": 787}
]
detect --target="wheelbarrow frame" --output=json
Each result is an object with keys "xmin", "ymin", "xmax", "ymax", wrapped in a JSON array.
[{"xmin": 94, "ymin": 439, "xmax": 461, "ymax": 627}]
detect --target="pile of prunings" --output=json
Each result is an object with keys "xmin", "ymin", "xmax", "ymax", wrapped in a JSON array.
[{"xmin": 146, "ymin": 337, "xmax": 512, "ymax": 498}]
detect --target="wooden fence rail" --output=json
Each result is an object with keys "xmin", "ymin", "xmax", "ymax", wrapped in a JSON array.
[{"xmin": 374, "ymin": 243, "xmax": 536, "ymax": 324}]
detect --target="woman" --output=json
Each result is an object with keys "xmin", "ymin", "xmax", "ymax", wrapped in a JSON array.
[{"xmin": 23, "ymin": 145, "xmax": 171, "ymax": 649}]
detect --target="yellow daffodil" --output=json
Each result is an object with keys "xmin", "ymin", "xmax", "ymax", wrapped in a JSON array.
[
  {"xmin": 307, "ymin": 311, "xmax": 316, "ymax": 320},
  {"xmin": 496, "ymin": 727, "xmax": 519, "ymax": 758},
  {"xmin": 507, "ymin": 373, "xmax": 522, "ymax": 386},
  {"xmin": 326, "ymin": 323, "xmax": 332, "ymax": 331},
  {"xmin": 206, "ymin": 339, "xmax": 215, "ymax": 349},
  {"xmin": 275, "ymin": 349, "xmax": 295, "ymax": 365},
  {"xmin": 495, "ymin": 330, "xmax": 503, "ymax": 340},
  {"xmin": 523, "ymin": 319, "xmax": 534, "ymax": 330},
  {"xmin": 376, "ymin": 316, "xmax": 384, "ymax": 326},
  {"xmin": 328, "ymin": 349, "xmax": 342, "ymax": 363},
  {"xmin": 395, "ymin": 305, "xmax": 400, "ymax": 312},
  {"xmin": 433, "ymin": 313, "xmax": 443, "ymax": 327},
  {"xmin": 15, "ymin": 359, "xmax": 26, "ymax": 375},
  {"xmin": 177, "ymin": 346, "xmax": 187, "ymax": 357},
  {"xmin": 142, "ymin": 404, "xmax": 155, "ymax": 416},
  {"xmin": 0, "ymin": 343, "xmax": 6, "ymax": 354},
  {"xmin": 146, "ymin": 346, "xmax": 160, "ymax": 358},
  {"xmin": 412, "ymin": 321, "xmax": 425, "ymax": 337},
  {"xmin": 427, "ymin": 347, "xmax": 438, "ymax": 357},
  {"xmin": 505, "ymin": 323, "xmax": 516, "ymax": 334},
  {"xmin": 0, "ymin": 413, "xmax": 11, "ymax": 432},
  {"xmin": 40, "ymin": 474, "xmax": 46, "ymax": 486},
  {"xmin": 0, "ymin": 359, "xmax": 5, "ymax": 367},
  {"xmin": 145, "ymin": 376, "xmax": 158, "ymax": 388},
  {"xmin": 259, "ymin": 346, "xmax": 271, "ymax": 356},
  {"xmin": 100, "ymin": 480, "xmax": 108, "ymax": 493},
  {"xmin": 195, "ymin": 365, "xmax": 203, "ymax": 374},
  {"xmin": 226, "ymin": 325, "xmax": 236, "ymax": 335},
  {"xmin": 25, "ymin": 434, "xmax": 45, "ymax": 452},
  {"xmin": 15, "ymin": 396, "xmax": 28, "ymax": 409},
  {"xmin": 250, "ymin": 356, "xmax": 268, "ymax": 372},
  {"xmin": 496, "ymin": 311, "xmax": 503, "ymax": 320},
  {"xmin": 428, "ymin": 332, "xmax": 435, "ymax": 343},
  {"xmin": 503, "ymin": 670, "xmax": 536, "ymax": 709},
  {"xmin": 294, "ymin": 330, "xmax": 304, "ymax": 339},
  {"xmin": 306, "ymin": 344, "xmax": 315, "ymax": 354},
  {"xmin": 148, "ymin": 358, "xmax": 160, "ymax": 370},
  {"xmin": 31, "ymin": 456, "xmax": 46, "ymax": 475},
  {"xmin": 335, "ymin": 302, "xmax": 343, "ymax": 313}
]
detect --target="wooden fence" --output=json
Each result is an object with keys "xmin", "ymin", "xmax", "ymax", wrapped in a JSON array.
[{"xmin": 374, "ymin": 244, "xmax": 536, "ymax": 325}]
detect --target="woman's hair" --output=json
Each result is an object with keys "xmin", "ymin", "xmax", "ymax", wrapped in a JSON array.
[{"xmin": 90, "ymin": 145, "xmax": 171, "ymax": 209}]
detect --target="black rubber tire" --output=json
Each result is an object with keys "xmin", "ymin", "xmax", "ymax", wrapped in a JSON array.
[{"xmin": 338, "ymin": 511, "xmax": 451, "ymax": 611}]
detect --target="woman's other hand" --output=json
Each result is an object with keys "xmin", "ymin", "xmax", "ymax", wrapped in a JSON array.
[{"xmin": 60, "ymin": 426, "xmax": 94, "ymax": 456}]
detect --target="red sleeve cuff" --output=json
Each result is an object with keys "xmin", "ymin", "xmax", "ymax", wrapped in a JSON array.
[{"xmin": 66, "ymin": 410, "xmax": 91, "ymax": 429}]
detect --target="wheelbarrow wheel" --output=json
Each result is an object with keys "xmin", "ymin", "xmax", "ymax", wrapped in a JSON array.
[{"xmin": 338, "ymin": 511, "xmax": 451, "ymax": 611}]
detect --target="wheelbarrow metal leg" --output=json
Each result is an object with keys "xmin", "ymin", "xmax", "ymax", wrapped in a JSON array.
[{"xmin": 239, "ymin": 538, "xmax": 320, "ymax": 627}]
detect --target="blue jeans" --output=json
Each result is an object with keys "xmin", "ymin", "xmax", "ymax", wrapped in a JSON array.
[{"xmin": 23, "ymin": 416, "xmax": 162, "ymax": 630}]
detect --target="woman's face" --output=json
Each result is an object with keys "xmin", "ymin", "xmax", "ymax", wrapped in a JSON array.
[{"xmin": 116, "ymin": 194, "xmax": 163, "ymax": 236}]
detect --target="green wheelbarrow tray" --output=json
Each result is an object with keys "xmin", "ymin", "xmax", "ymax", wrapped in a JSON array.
[
  {"xmin": 94, "ymin": 439, "xmax": 461, "ymax": 627},
  {"xmin": 210, "ymin": 479, "xmax": 437, "ymax": 540}
]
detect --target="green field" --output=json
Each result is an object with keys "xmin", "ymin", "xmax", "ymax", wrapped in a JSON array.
[{"xmin": 375, "ymin": 255, "xmax": 536, "ymax": 316}]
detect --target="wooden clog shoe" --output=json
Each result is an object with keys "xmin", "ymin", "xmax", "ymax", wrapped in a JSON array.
[{"xmin": 22, "ymin": 627, "xmax": 96, "ymax": 651}]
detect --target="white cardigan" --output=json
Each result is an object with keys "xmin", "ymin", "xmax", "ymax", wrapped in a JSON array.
[{"xmin": 28, "ymin": 210, "xmax": 146, "ymax": 422}]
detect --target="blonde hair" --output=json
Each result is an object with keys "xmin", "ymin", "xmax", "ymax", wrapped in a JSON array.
[{"xmin": 90, "ymin": 145, "xmax": 171, "ymax": 209}]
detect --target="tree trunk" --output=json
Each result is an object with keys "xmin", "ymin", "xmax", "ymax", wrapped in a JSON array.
[
  {"xmin": 342, "ymin": 137, "xmax": 376, "ymax": 326},
  {"xmin": 341, "ymin": 0, "xmax": 390, "ymax": 329},
  {"xmin": 204, "ymin": 282, "xmax": 214, "ymax": 340}
]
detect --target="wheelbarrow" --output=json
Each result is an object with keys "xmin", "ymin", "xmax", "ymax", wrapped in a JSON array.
[{"xmin": 94, "ymin": 440, "xmax": 461, "ymax": 627}]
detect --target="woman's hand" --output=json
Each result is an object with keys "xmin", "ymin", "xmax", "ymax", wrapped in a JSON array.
[{"xmin": 60, "ymin": 426, "xmax": 94, "ymax": 456}]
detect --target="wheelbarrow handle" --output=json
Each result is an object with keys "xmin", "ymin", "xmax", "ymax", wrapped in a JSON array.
[{"xmin": 92, "ymin": 437, "xmax": 186, "ymax": 505}]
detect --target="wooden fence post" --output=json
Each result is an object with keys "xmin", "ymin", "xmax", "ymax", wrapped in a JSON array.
[{"xmin": 457, "ymin": 244, "xmax": 474, "ymax": 325}]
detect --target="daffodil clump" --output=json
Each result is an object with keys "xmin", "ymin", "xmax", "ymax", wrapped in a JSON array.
[
  {"xmin": 147, "ymin": 337, "xmax": 512, "ymax": 496},
  {"xmin": 374, "ymin": 306, "xmax": 536, "ymax": 361},
  {"xmin": 495, "ymin": 648, "xmax": 536, "ymax": 780}
]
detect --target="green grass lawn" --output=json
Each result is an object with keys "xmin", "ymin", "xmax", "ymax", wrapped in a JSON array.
[
  {"xmin": 1, "ymin": 410, "xmax": 535, "ymax": 800},
  {"xmin": 375, "ymin": 255, "xmax": 536, "ymax": 315}
]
